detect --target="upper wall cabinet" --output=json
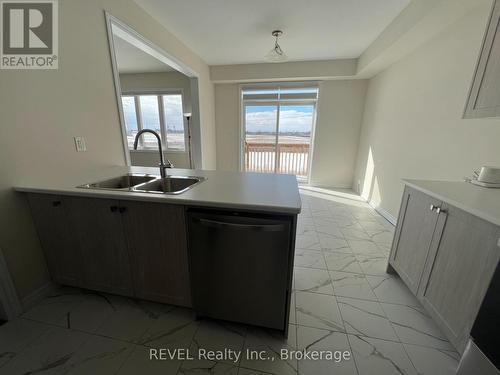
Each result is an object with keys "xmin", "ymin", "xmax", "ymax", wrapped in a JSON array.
[{"xmin": 464, "ymin": 0, "xmax": 500, "ymax": 118}]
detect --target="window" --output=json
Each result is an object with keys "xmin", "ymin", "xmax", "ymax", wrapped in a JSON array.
[
  {"xmin": 241, "ymin": 84, "xmax": 318, "ymax": 182},
  {"xmin": 120, "ymin": 93, "xmax": 186, "ymax": 151}
]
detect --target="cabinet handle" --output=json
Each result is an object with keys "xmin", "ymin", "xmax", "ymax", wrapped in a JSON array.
[
  {"xmin": 436, "ymin": 207, "xmax": 447, "ymax": 214},
  {"xmin": 430, "ymin": 204, "xmax": 437, "ymax": 211},
  {"xmin": 109, "ymin": 206, "xmax": 118, "ymax": 212},
  {"xmin": 119, "ymin": 207, "xmax": 127, "ymax": 213},
  {"xmin": 52, "ymin": 201, "xmax": 61, "ymax": 207}
]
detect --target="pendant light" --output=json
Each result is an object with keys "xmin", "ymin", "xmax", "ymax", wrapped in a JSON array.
[{"xmin": 265, "ymin": 30, "xmax": 287, "ymax": 63}]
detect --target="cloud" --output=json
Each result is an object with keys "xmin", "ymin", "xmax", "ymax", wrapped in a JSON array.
[{"xmin": 246, "ymin": 109, "xmax": 313, "ymax": 133}]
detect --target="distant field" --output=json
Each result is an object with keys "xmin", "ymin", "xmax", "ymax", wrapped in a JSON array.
[{"xmin": 245, "ymin": 134, "xmax": 311, "ymax": 144}]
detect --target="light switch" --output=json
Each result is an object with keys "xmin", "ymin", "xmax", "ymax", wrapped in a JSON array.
[{"xmin": 74, "ymin": 136, "xmax": 86, "ymax": 152}]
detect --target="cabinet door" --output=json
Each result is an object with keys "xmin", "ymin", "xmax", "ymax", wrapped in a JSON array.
[
  {"xmin": 64, "ymin": 196, "xmax": 133, "ymax": 296},
  {"xmin": 418, "ymin": 204, "xmax": 500, "ymax": 352},
  {"xmin": 389, "ymin": 187, "xmax": 442, "ymax": 294},
  {"xmin": 120, "ymin": 201, "xmax": 191, "ymax": 306},
  {"xmin": 464, "ymin": 0, "xmax": 500, "ymax": 118},
  {"xmin": 27, "ymin": 193, "xmax": 83, "ymax": 287}
]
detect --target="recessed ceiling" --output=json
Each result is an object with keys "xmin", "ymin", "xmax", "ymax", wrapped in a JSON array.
[
  {"xmin": 134, "ymin": 0, "xmax": 411, "ymax": 65},
  {"xmin": 113, "ymin": 35, "xmax": 174, "ymax": 73}
]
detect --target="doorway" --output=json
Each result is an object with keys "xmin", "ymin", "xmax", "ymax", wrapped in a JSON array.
[{"xmin": 241, "ymin": 84, "xmax": 318, "ymax": 183}]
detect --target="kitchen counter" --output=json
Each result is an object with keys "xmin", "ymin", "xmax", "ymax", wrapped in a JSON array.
[
  {"xmin": 403, "ymin": 179, "xmax": 500, "ymax": 227},
  {"xmin": 14, "ymin": 166, "xmax": 302, "ymax": 214}
]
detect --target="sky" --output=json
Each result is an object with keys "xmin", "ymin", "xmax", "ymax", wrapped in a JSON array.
[
  {"xmin": 245, "ymin": 105, "xmax": 314, "ymax": 134},
  {"xmin": 122, "ymin": 95, "xmax": 184, "ymax": 133}
]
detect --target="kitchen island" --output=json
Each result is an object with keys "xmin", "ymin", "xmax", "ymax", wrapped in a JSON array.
[{"xmin": 15, "ymin": 166, "xmax": 301, "ymax": 335}]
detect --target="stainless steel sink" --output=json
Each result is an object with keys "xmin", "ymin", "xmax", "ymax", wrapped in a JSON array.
[
  {"xmin": 78, "ymin": 174, "xmax": 157, "ymax": 191},
  {"xmin": 78, "ymin": 174, "xmax": 205, "ymax": 195},
  {"xmin": 133, "ymin": 176, "xmax": 205, "ymax": 195}
]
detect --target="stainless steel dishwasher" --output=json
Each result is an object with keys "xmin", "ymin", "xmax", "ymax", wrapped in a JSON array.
[{"xmin": 186, "ymin": 209, "xmax": 293, "ymax": 331}]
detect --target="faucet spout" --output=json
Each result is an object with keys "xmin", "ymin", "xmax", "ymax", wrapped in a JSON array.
[{"xmin": 133, "ymin": 129, "xmax": 173, "ymax": 178}]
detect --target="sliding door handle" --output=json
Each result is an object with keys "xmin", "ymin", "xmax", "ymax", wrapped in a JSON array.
[{"xmin": 195, "ymin": 217, "xmax": 286, "ymax": 232}]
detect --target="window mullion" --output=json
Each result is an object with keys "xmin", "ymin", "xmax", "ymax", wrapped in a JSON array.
[
  {"xmin": 134, "ymin": 96, "xmax": 144, "ymax": 148},
  {"xmin": 158, "ymin": 95, "xmax": 167, "ymax": 150}
]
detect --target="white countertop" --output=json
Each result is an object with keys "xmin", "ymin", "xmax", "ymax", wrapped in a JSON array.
[
  {"xmin": 14, "ymin": 166, "xmax": 302, "ymax": 214},
  {"xmin": 403, "ymin": 179, "xmax": 500, "ymax": 227}
]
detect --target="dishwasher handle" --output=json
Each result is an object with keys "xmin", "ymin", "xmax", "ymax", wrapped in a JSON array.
[{"xmin": 194, "ymin": 217, "xmax": 286, "ymax": 232}]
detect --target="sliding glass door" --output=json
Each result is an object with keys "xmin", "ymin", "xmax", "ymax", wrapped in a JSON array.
[{"xmin": 242, "ymin": 85, "xmax": 318, "ymax": 183}]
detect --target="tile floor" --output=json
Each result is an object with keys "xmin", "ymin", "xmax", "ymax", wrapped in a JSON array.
[{"xmin": 0, "ymin": 188, "xmax": 460, "ymax": 375}]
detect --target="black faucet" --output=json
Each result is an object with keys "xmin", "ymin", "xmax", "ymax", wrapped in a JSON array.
[{"xmin": 133, "ymin": 129, "xmax": 173, "ymax": 178}]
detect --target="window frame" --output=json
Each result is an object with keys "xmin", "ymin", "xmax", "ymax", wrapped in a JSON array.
[
  {"xmin": 121, "ymin": 89, "xmax": 187, "ymax": 153},
  {"xmin": 240, "ymin": 83, "xmax": 319, "ymax": 175}
]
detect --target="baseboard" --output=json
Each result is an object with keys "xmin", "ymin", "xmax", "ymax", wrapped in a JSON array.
[
  {"xmin": 21, "ymin": 282, "xmax": 56, "ymax": 312},
  {"xmin": 368, "ymin": 201, "xmax": 397, "ymax": 226}
]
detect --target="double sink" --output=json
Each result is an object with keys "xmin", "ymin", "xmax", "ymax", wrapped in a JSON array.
[{"xmin": 78, "ymin": 173, "xmax": 205, "ymax": 195}]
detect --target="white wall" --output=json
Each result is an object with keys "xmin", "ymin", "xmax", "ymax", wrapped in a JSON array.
[
  {"xmin": 354, "ymin": 3, "xmax": 500, "ymax": 219},
  {"xmin": 310, "ymin": 80, "xmax": 367, "ymax": 188},
  {"xmin": 214, "ymin": 83, "xmax": 241, "ymax": 171},
  {"xmin": 0, "ymin": 0, "xmax": 215, "ymax": 299},
  {"xmin": 119, "ymin": 72, "xmax": 192, "ymax": 168}
]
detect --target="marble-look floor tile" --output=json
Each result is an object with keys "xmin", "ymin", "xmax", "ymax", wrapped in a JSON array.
[
  {"xmin": 358, "ymin": 220, "xmax": 389, "ymax": 232},
  {"xmin": 0, "ymin": 325, "xmax": 90, "ymax": 375},
  {"xmin": 294, "ymin": 267, "xmax": 334, "ymax": 295},
  {"xmin": 289, "ymin": 292, "xmax": 296, "ymax": 325},
  {"xmin": 319, "ymin": 237, "xmax": 351, "ymax": 253},
  {"xmin": 238, "ymin": 368, "xmax": 270, "ymax": 375},
  {"xmin": 366, "ymin": 230, "xmax": 394, "ymax": 246},
  {"xmin": 95, "ymin": 297, "xmax": 174, "ymax": 343},
  {"xmin": 347, "ymin": 239, "xmax": 385, "ymax": 256},
  {"xmin": 337, "ymin": 297, "xmax": 398, "ymax": 342},
  {"xmin": 295, "ymin": 234, "xmax": 321, "ymax": 251},
  {"xmin": 296, "ymin": 224, "xmax": 316, "ymax": 236},
  {"xmin": 403, "ymin": 344, "xmax": 459, "ymax": 375},
  {"xmin": 380, "ymin": 303, "xmax": 454, "ymax": 350},
  {"xmin": 365, "ymin": 275, "xmax": 420, "ymax": 307},
  {"xmin": 349, "ymin": 334, "xmax": 417, "ymax": 375},
  {"xmin": 178, "ymin": 359, "xmax": 239, "ymax": 374},
  {"xmin": 295, "ymin": 292, "xmax": 344, "ymax": 332},
  {"xmin": 355, "ymin": 254, "xmax": 391, "ymax": 276},
  {"xmin": 63, "ymin": 334, "xmax": 134, "ymax": 375},
  {"xmin": 294, "ymin": 249, "xmax": 327, "ymax": 269},
  {"xmin": 117, "ymin": 345, "xmax": 182, "ymax": 375},
  {"xmin": 324, "ymin": 252, "xmax": 363, "ymax": 274},
  {"xmin": 296, "ymin": 326, "xmax": 357, "ymax": 375},
  {"xmin": 0, "ymin": 318, "xmax": 50, "ymax": 368},
  {"xmin": 191, "ymin": 320, "xmax": 247, "ymax": 364},
  {"xmin": 21, "ymin": 288, "xmax": 86, "ymax": 327},
  {"xmin": 139, "ymin": 307, "xmax": 199, "ymax": 349},
  {"xmin": 315, "ymin": 225, "xmax": 343, "ymax": 238},
  {"xmin": 65, "ymin": 292, "xmax": 117, "ymax": 333},
  {"xmin": 330, "ymin": 271, "xmax": 377, "ymax": 301},
  {"xmin": 341, "ymin": 229, "xmax": 371, "ymax": 241},
  {"xmin": 240, "ymin": 325, "xmax": 297, "ymax": 375}
]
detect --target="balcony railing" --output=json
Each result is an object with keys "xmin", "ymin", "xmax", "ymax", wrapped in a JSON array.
[{"xmin": 244, "ymin": 142, "xmax": 310, "ymax": 179}]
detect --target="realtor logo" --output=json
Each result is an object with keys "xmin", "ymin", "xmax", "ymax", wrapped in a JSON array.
[{"xmin": 1, "ymin": 0, "xmax": 58, "ymax": 69}]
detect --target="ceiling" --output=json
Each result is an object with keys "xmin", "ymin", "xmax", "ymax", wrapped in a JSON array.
[
  {"xmin": 113, "ymin": 35, "xmax": 174, "ymax": 73},
  {"xmin": 134, "ymin": 0, "xmax": 411, "ymax": 65}
]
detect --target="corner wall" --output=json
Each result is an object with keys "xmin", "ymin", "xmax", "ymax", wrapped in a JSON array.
[{"xmin": 353, "ymin": 3, "xmax": 500, "ymax": 218}]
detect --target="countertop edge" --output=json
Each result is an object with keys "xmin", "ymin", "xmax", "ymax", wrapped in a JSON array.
[
  {"xmin": 402, "ymin": 179, "xmax": 500, "ymax": 227},
  {"xmin": 14, "ymin": 185, "xmax": 301, "ymax": 215}
]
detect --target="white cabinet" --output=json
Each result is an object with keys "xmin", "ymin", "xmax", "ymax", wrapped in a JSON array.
[
  {"xmin": 464, "ymin": 0, "xmax": 500, "ymax": 118},
  {"xmin": 389, "ymin": 186, "xmax": 500, "ymax": 352}
]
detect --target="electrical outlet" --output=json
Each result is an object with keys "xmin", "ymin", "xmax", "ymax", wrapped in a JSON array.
[{"xmin": 74, "ymin": 136, "xmax": 87, "ymax": 152}]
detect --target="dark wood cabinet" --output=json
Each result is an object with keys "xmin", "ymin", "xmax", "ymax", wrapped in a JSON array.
[
  {"xmin": 27, "ymin": 193, "xmax": 191, "ymax": 307},
  {"xmin": 28, "ymin": 193, "xmax": 84, "ymax": 287},
  {"xmin": 120, "ymin": 201, "xmax": 191, "ymax": 306},
  {"xmin": 64, "ymin": 196, "xmax": 133, "ymax": 296}
]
